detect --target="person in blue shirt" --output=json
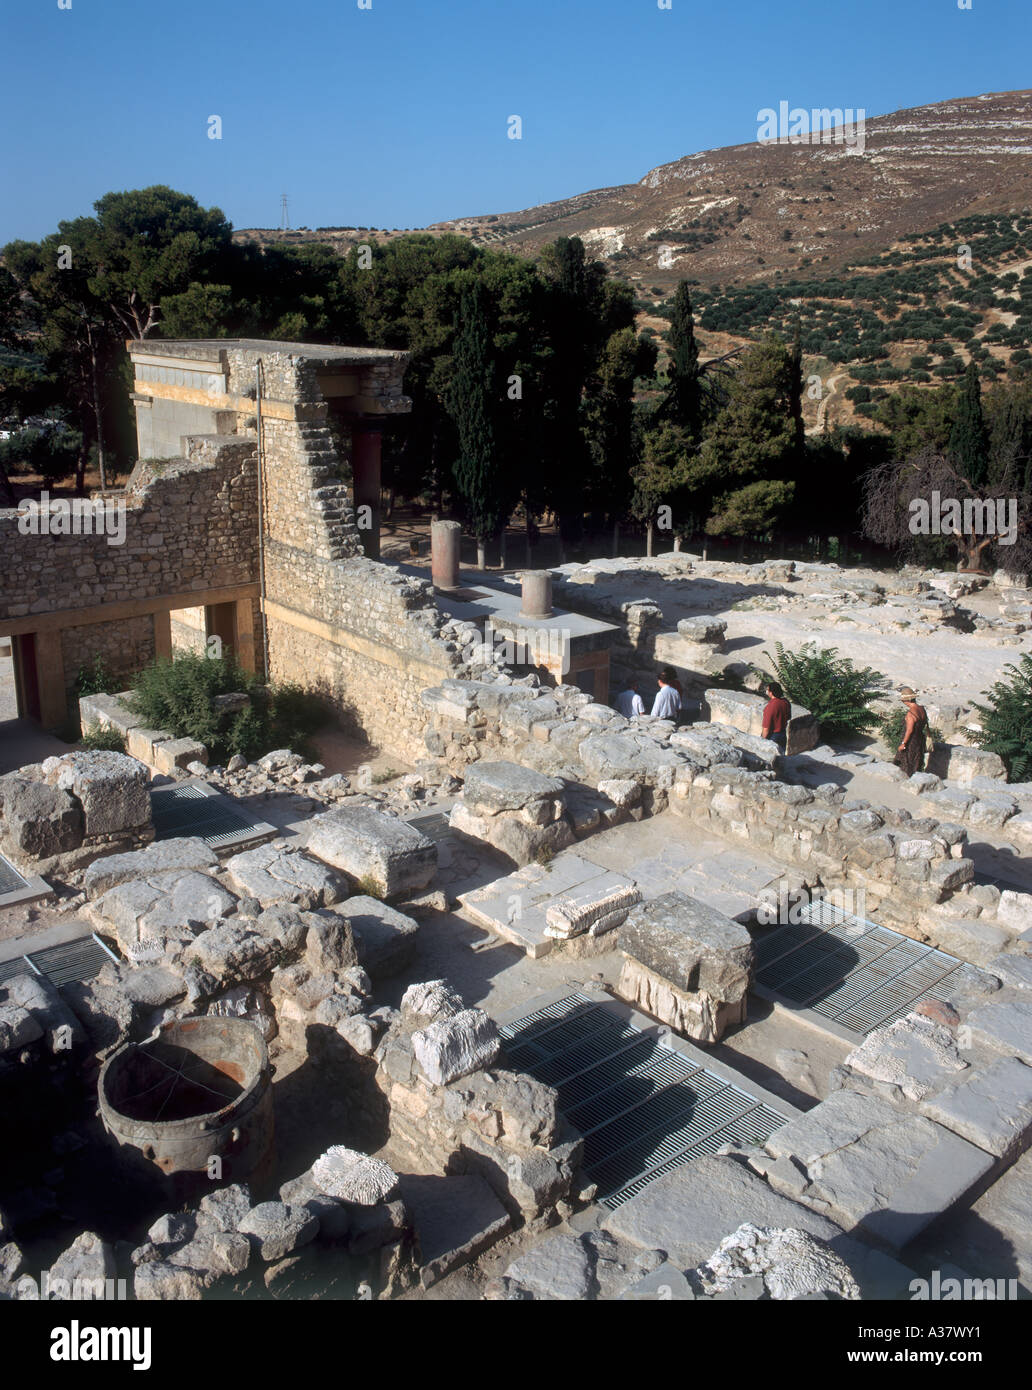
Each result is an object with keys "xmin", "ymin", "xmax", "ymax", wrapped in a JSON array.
[{"xmin": 650, "ymin": 669, "xmax": 681, "ymax": 720}]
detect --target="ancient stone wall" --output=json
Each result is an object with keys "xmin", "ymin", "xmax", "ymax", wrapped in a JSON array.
[
  {"xmin": 0, "ymin": 436, "xmax": 259, "ymax": 622},
  {"xmin": 62, "ymin": 616, "xmax": 157, "ymax": 711}
]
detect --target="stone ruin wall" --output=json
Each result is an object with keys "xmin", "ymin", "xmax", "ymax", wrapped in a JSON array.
[
  {"xmin": 0, "ymin": 436, "xmax": 260, "ymax": 621},
  {"xmin": 0, "ymin": 436, "xmax": 263, "ymax": 716},
  {"xmin": 419, "ymin": 678, "xmax": 1000, "ymax": 950},
  {"xmin": 243, "ymin": 350, "xmax": 466, "ymax": 764}
]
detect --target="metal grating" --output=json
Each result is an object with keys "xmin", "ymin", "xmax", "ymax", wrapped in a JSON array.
[
  {"xmin": 0, "ymin": 853, "xmax": 28, "ymax": 895},
  {"xmin": 411, "ymin": 812, "xmax": 453, "ymax": 844},
  {"xmin": 500, "ymin": 993, "xmax": 786, "ymax": 1211},
  {"xmin": 754, "ymin": 898, "xmax": 971, "ymax": 1036},
  {"xmin": 0, "ymin": 932, "xmax": 118, "ymax": 992},
  {"xmin": 151, "ymin": 784, "xmax": 254, "ymax": 848}
]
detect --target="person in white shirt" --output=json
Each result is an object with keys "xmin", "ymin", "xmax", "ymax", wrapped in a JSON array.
[
  {"xmin": 650, "ymin": 671, "xmax": 681, "ymax": 720},
  {"xmin": 615, "ymin": 681, "xmax": 646, "ymax": 719}
]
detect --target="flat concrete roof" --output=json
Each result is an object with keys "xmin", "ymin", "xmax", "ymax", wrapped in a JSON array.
[{"xmin": 126, "ymin": 339, "xmax": 408, "ymax": 366}]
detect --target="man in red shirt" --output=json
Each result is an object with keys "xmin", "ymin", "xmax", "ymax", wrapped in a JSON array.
[{"xmin": 761, "ymin": 681, "xmax": 790, "ymax": 751}]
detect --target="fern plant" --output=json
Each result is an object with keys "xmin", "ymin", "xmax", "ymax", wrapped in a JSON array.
[
  {"xmin": 755, "ymin": 642, "xmax": 889, "ymax": 741},
  {"xmin": 972, "ymin": 654, "xmax": 1032, "ymax": 782}
]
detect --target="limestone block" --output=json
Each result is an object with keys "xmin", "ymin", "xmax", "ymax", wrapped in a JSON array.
[
  {"xmin": 763, "ymin": 1090, "xmax": 995, "ymax": 1250},
  {"xmin": 126, "ymin": 728, "xmax": 171, "ymax": 764},
  {"xmin": 236, "ymin": 1202, "xmax": 319, "ymax": 1262},
  {"xmin": 42, "ymin": 751, "xmax": 150, "ymax": 837},
  {"xmin": 618, "ymin": 891, "xmax": 754, "ymax": 1003},
  {"xmin": 225, "ymin": 843, "xmax": 346, "ymax": 908},
  {"xmin": 152, "ymin": 739, "xmax": 209, "ymax": 775},
  {"xmin": 578, "ymin": 731, "xmax": 682, "ymax": 785},
  {"xmin": 305, "ymin": 806, "xmax": 436, "ymax": 899},
  {"xmin": 931, "ymin": 917, "xmax": 1010, "ymax": 966},
  {"xmin": 462, "ymin": 760, "xmax": 566, "ymax": 815},
  {"xmin": 448, "ymin": 799, "xmax": 575, "ymax": 868},
  {"xmin": 545, "ymin": 882, "xmax": 642, "ymax": 940},
  {"xmin": 926, "ymin": 745, "xmax": 1008, "ymax": 784},
  {"xmin": 77, "ymin": 692, "xmax": 144, "ymax": 737},
  {"xmin": 961, "ymin": 999, "xmax": 1032, "ymax": 1064},
  {"xmin": 694, "ymin": 1223, "xmax": 861, "ymax": 1301},
  {"xmin": 182, "ymin": 922, "xmax": 285, "ymax": 987},
  {"xmin": 844, "ymin": 1013, "xmax": 968, "ymax": 1101},
  {"xmin": 344, "ymin": 896, "xmax": 420, "ymax": 980},
  {"xmin": 997, "ymin": 890, "xmax": 1032, "ymax": 934},
  {"xmin": 83, "ymin": 837, "xmax": 217, "ymax": 899},
  {"xmin": 412, "ymin": 1007, "xmax": 500, "ymax": 1086},
  {"xmin": 0, "ymin": 778, "xmax": 83, "ymax": 859},
  {"xmin": 921, "ymin": 1056, "xmax": 1032, "ymax": 1160},
  {"xmin": 311, "ymin": 1146, "xmax": 400, "ymax": 1205},
  {"xmin": 702, "ymin": 688, "xmax": 818, "ymax": 755}
]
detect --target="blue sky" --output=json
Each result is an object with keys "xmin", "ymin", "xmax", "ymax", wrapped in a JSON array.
[{"xmin": 1, "ymin": 0, "xmax": 1029, "ymax": 245}]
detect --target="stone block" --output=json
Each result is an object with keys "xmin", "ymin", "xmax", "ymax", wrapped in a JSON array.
[
  {"xmin": 763, "ymin": 1090, "xmax": 995, "ymax": 1250},
  {"xmin": 126, "ymin": 728, "xmax": 171, "ymax": 764},
  {"xmin": 926, "ymin": 745, "xmax": 1008, "ymax": 784},
  {"xmin": 152, "ymin": 739, "xmax": 209, "ymax": 775},
  {"xmin": 83, "ymin": 837, "xmax": 217, "ymax": 899},
  {"xmin": 341, "ymin": 896, "xmax": 419, "ymax": 980},
  {"xmin": 921, "ymin": 1056, "xmax": 1032, "ymax": 1160},
  {"xmin": 0, "ymin": 778, "xmax": 83, "ymax": 859},
  {"xmin": 844, "ymin": 1013, "xmax": 968, "ymax": 1101},
  {"xmin": 462, "ymin": 761, "xmax": 567, "ymax": 814},
  {"xmin": 618, "ymin": 891, "xmax": 753, "ymax": 1002},
  {"xmin": 399, "ymin": 1174, "xmax": 511, "ymax": 1288},
  {"xmin": 77, "ymin": 692, "xmax": 144, "ymax": 737},
  {"xmin": 225, "ymin": 843, "xmax": 346, "ymax": 908},
  {"xmin": 310, "ymin": 1147, "xmax": 399, "ymax": 1205},
  {"xmin": 41, "ymin": 751, "xmax": 150, "ymax": 838},
  {"xmin": 236, "ymin": 1202, "xmax": 319, "ymax": 1262},
  {"xmin": 412, "ymin": 1007, "xmax": 500, "ymax": 1086},
  {"xmin": 545, "ymin": 881, "xmax": 641, "ymax": 939},
  {"xmin": 703, "ymin": 688, "xmax": 818, "ymax": 755},
  {"xmin": 931, "ymin": 917, "xmax": 1010, "ymax": 967},
  {"xmin": 997, "ymin": 890, "xmax": 1032, "ymax": 934},
  {"xmin": 961, "ymin": 999, "xmax": 1032, "ymax": 1064},
  {"xmin": 305, "ymin": 806, "xmax": 436, "ymax": 899}
]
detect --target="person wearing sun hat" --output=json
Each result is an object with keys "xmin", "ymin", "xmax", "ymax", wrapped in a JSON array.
[{"xmin": 895, "ymin": 686, "xmax": 928, "ymax": 778}]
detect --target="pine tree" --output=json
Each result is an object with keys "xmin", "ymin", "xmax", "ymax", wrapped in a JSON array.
[{"xmin": 949, "ymin": 360, "xmax": 989, "ymax": 487}]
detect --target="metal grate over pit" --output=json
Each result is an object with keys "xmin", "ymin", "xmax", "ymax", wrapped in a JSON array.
[
  {"xmin": 500, "ymin": 993, "xmax": 786, "ymax": 1211},
  {"xmin": 753, "ymin": 898, "xmax": 974, "ymax": 1036},
  {"xmin": 0, "ymin": 854, "xmax": 28, "ymax": 896},
  {"xmin": 0, "ymin": 932, "xmax": 118, "ymax": 991},
  {"xmin": 150, "ymin": 784, "xmax": 254, "ymax": 848}
]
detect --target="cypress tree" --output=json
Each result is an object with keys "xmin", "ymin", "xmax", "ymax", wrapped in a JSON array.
[
  {"xmin": 950, "ymin": 360, "xmax": 989, "ymax": 487},
  {"xmin": 447, "ymin": 279, "xmax": 511, "ymax": 565},
  {"xmin": 666, "ymin": 281, "xmax": 702, "ymax": 439}
]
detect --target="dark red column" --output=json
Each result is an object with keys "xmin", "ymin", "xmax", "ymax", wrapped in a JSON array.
[{"xmin": 352, "ymin": 423, "xmax": 383, "ymax": 559}]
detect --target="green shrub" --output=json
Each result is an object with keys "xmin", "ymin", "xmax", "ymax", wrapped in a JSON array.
[
  {"xmin": 754, "ymin": 642, "xmax": 889, "ymax": 740},
  {"xmin": 75, "ymin": 654, "xmax": 121, "ymax": 697},
  {"xmin": 126, "ymin": 653, "xmax": 323, "ymax": 764},
  {"xmin": 79, "ymin": 722, "xmax": 127, "ymax": 753},
  {"xmin": 972, "ymin": 655, "xmax": 1032, "ymax": 781}
]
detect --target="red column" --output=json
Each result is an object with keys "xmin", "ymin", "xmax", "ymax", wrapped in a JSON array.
[{"xmin": 352, "ymin": 423, "xmax": 382, "ymax": 559}]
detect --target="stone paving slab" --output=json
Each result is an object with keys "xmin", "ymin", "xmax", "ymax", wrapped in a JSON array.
[
  {"xmin": 921, "ymin": 1055, "xmax": 1032, "ymax": 1160},
  {"xmin": 763, "ymin": 1090, "xmax": 995, "ymax": 1251},
  {"xmin": 459, "ymin": 855, "xmax": 633, "ymax": 958},
  {"xmin": 962, "ymin": 999, "xmax": 1032, "ymax": 1065},
  {"xmin": 398, "ymin": 1173, "xmax": 512, "ymax": 1288},
  {"xmin": 601, "ymin": 1154, "xmax": 915, "ymax": 1298}
]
